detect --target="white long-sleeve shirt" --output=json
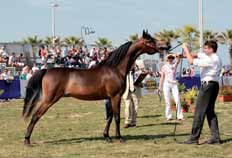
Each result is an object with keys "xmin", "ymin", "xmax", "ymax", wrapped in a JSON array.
[{"xmin": 193, "ymin": 52, "xmax": 222, "ymax": 82}]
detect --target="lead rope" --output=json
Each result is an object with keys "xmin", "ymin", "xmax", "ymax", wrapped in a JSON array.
[{"xmin": 173, "ymin": 48, "xmax": 184, "ymax": 142}]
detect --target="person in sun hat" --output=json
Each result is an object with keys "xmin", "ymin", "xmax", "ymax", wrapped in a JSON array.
[{"xmin": 158, "ymin": 53, "xmax": 184, "ymax": 121}]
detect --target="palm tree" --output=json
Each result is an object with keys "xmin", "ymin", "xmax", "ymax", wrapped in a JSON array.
[
  {"xmin": 176, "ymin": 25, "xmax": 199, "ymax": 51},
  {"xmin": 53, "ymin": 36, "xmax": 63, "ymax": 46},
  {"xmin": 43, "ymin": 36, "xmax": 53, "ymax": 47},
  {"xmin": 128, "ymin": 33, "xmax": 139, "ymax": 43},
  {"xmin": 155, "ymin": 29, "xmax": 179, "ymax": 44},
  {"xmin": 94, "ymin": 38, "xmax": 112, "ymax": 49},
  {"xmin": 203, "ymin": 30, "xmax": 219, "ymax": 41},
  {"xmin": 217, "ymin": 29, "xmax": 232, "ymax": 65},
  {"xmin": 155, "ymin": 29, "xmax": 179, "ymax": 61},
  {"xmin": 63, "ymin": 36, "xmax": 83, "ymax": 48},
  {"xmin": 22, "ymin": 36, "xmax": 42, "ymax": 62}
]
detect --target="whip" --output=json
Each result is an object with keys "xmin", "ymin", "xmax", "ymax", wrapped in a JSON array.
[{"xmin": 173, "ymin": 48, "xmax": 184, "ymax": 142}]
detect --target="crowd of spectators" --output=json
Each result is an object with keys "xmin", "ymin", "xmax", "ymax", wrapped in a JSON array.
[
  {"xmin": 38, "ymin": 45, "xmax": 111, "ymax": 69},
  {"xmin": 0, "ymin": 45, "xmax": 111, "ymax": 81},
  {"xmin": 181, "ymin": 67, "xmax": 195, "ymax": 77}
]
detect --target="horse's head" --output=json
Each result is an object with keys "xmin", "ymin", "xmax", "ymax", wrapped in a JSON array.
[
  {"xmin": 138, "ymin": 30, "xmax": 171, "ymax": 55},
  {"xmin": 156, "ymin": 40, "xmax": 171, "ymax": 55}
]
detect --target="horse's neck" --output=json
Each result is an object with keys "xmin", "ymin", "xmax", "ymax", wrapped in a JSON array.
[{"xmin": 117, "ymin": 43, "xmax": 142, "ymax": 78}]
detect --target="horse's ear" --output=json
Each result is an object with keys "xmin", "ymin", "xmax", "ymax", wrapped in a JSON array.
[
  {"xmin": 146, "ymin": 29, "xmax": 148, "ymax": 34},
  {"xmin": 142, "ymin": 30, "xmax": 146, "ymax": 38}
]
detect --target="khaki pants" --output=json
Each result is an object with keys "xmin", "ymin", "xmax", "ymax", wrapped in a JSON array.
[{"xmin": 124, "ymin": 92, "xmax": 139, "ymax": 125}]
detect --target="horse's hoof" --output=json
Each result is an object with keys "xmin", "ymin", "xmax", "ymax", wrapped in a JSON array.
[
  {"xmin": 103, "ymin": 133, "xmax": 109, "ymax": 138},
  {"xmin": 24, "ymin": 139, "xmax": 33, "ymax": 147},
  {"xmin": 105, "ymin": 137, "xmax": 113, "ymax": 143},
  {"xmin": 119, "ymin": 138, "xmax": 125, "ymax": 143}
]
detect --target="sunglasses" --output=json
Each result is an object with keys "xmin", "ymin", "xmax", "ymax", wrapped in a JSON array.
[{"xmin": 167, "ymin": 56, "xmax": 175, "ymax": 60}]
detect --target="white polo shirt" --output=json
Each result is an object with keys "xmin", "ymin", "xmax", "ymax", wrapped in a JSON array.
[{"xmin": 193, "ymin": 52, "xmax": 222, "ymax": 82}]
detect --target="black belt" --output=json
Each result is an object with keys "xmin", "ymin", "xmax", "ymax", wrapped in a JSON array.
[{"xmin": 201, "ymin": 80, "xmax": 218, "ymax": 85}]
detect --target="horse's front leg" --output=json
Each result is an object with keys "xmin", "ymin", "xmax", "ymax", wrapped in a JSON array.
[
  {"xmin": 111, "ymin": 95, "xmax": 124, "ymax": 142},
  {"xmin": 103, "ymin": 99, "xmax": 113, "ymax": 142}
]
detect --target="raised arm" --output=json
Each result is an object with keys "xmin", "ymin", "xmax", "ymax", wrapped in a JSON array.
[
  {"xmin": 182, "ymin": 43, "xmax": 197, "ymax": 64},
  {"xmin": 175, "ymin": 54, "xmax": 181, "ymax": 65}
]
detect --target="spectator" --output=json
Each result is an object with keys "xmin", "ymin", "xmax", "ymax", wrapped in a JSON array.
[
  {"xmin": 39, "ymin": 45, "xmax": 48, "ymax": 63},
  {"xmin": 41, "ymin": 63, "xmax": 48, "ymax": 69},
  {"xmin": 61, "ymin": 46, "xmax": 69, "ymax": 58},
  {"xmin": 26, "ymin": 69, "xmax": 33, "ymax": 80},
  {"xmin": 20, "ymin": 65, "xmax": 30, "ymax": 80},
  {"xmin": 8, "ymin": 52, "xmax": 17, "ymax": 66},
  {"xmin": 0, "ymin": 46, "xmax": 9, "ymax": 59},
  {"xmin": 123, "ymin": 66, "xmax": 142, "ymax": 128},
  {"xmin": 190, "ymin": 66, "xmax": 195, "ymax": 77},
  {"xmin": 17, "ymin": 53, "xmax": 25, "ymax": 66},
  {"xmin": 158, "ymin": 54, "xmax": 184, "ymax": 121},
  {"xmin": 32, "ymin": 63, "xmax": 39, "ymax": 73},
  {"xmin": 0, "ymin": 69, "xmax": 9, "ymax": 80},
  {"xmin": 90, "ymin": 47, "xmax": 97, "ymax": 58}
]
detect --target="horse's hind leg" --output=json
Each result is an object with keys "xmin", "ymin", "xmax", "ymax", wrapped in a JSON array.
[
  {"xmin": 24, "ymin": 96, "xmax": 62, "ymax": 146},
  {"xmin": 111, "ymin": 95, "xmax": 124, "ymax": 142},
  {"xmin": 24, "ymin": 101, "xmax": 49, "ymax": 146},
  {"xmin": 103, "ymin": 99, "xmax": 113, "ymax": 142}
]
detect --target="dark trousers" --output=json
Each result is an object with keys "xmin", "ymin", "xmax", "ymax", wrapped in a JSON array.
[{"xmin": 190, "ymin": 81, "xmax": 220, "ymax": 140}]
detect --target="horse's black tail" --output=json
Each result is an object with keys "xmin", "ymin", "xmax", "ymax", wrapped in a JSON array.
[{"xmin": 22, "ymin": 69, "xmax": 47, "ymax": 119}]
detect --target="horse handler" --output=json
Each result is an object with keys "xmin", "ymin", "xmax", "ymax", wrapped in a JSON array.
[
  {"xmin": 181, "ymin": 40, "xmax": 222, "ymax": 145},
  {"xmin": 122, "ymin": 69, "xmax": 142, "ymax": 128}
]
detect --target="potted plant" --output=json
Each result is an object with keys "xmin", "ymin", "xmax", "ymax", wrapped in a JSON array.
[
  {"xmin": 171, "ymin": 98, "xmax": 190, "ymax": 112},
  {"xmin": 178, "ymin": 83, "xmax": 186, "ymax": 93},
  {"xmin": 170, "ymin": 99, "xmax": 176, "ymax": 111},
  {"xmin": 218, "ymin": 86, "xmax": 232, "ymax": 102},
  {"xmin": 184, "ymin": 87, "xmax": 197, "ymax": 105},
  {"xmin": 181, "ymin": 98, "xmax": 190, "ymax": 113}
]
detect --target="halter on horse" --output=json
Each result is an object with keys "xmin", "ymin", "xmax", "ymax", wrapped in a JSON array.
[{"xmin": 22, "ymin": 30, "xmax": 168, "ymax": 146}]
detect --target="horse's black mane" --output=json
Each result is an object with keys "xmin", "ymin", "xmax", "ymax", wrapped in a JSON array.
[
  {"xmin": 98, "ymin": 41, "xmax": 132, "ymax": 67},
  {"xmin": 97, "ymin": 31, "xmax": 155, "ymax": 68}
]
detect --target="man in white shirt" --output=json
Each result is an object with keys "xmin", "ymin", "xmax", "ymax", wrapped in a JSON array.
[
  {"xmin": 182, "ymin": 40, "xmax": 222, "ymax": 145},
  {"xmin": 122, "ymin": 69, "xmax": 140, "ymax": 128}
]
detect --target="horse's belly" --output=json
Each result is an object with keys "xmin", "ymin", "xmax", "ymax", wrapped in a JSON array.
[{"xmin": 65, "ymin": 86, "xmax": 107, "ymax": 100}]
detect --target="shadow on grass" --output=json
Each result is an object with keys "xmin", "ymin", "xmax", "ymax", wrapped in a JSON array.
[
  {"xmin": 43, "ymin": 133, "xmax": 189, "ymax": 145},
  {"xmin": 137, "ymin": 114, "xmax": 162, "ymax": 119},
  {"xmin": 221, "ymin": 138, "xmax": 232, "ymax": 144},
  {"xmin": 136, "ymin": 122, "xmax": 181, "ymax": 128},
  {"xmin": 187, "ymin": 116, "xmax": 194, "ymax": 119}
]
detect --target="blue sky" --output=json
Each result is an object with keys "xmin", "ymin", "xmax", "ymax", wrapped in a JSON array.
[{"xmin": 0, "ymin": 0, "xmax": 232, "ymax": 64}]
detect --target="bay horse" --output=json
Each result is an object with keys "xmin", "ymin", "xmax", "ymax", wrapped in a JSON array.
[{"xmin": 22, "ymin": 30, "xmax": 166, "ymax": 146}]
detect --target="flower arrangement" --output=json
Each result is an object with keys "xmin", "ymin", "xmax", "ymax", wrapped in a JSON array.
[
  {"xmin": 178, "ymin": 83, "xmax": 186, "ymax": 93},
  {"xmin": 218, "ymin": 86, "xmax": 232, "ymax": 102},
  {"xmin": 183, "ymin": 87, "xmax": 198, "ymax": 105},
  {"xmin": 219, "ymin": 86, "xmax": 232, "ymax": 96},
  {"xmin": 181, "ymin": 98, "xmax": 190, "ymax": 112}
]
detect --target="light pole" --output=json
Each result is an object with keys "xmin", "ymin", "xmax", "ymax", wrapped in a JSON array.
[
  {"xmin": 199, "ymin": 0, "xmax": 203, "ymax": 53},
  {"xmin": 51, "ymin": 3, "xmax": 59, "ymax": 41},
  {"xmin": 81, "ymin": 26, "xmax": 95, "ymax": 45}
]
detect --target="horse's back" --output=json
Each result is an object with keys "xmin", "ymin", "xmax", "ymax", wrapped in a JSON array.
[{"xmin": 42, "ymin": 67, "xmax": 120, "ymax": 100}]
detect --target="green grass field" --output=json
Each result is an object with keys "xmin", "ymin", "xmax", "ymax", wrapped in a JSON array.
[{"xmin": 0, "ymin": 94, "xmax": 231, "ymax": 158}]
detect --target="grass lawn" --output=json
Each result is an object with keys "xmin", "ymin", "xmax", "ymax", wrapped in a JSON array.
[{"xmin": 0, "ymin": 94, "xmax": 231, "ymax": 158}]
